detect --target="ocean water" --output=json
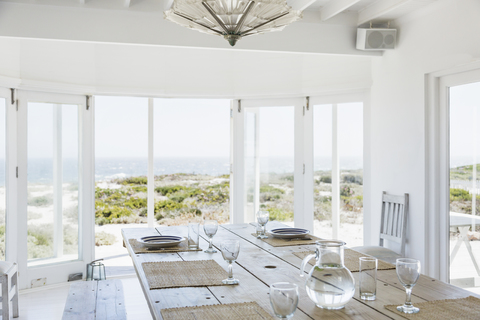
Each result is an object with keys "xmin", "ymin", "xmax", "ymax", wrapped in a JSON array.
[{"xmin": 0, "ymin": 156, "xmax": 365, "ymax": 185}]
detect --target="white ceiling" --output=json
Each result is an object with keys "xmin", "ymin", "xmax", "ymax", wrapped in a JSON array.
[{"xmin": 0, "ymin": 0, "xmax": 439, "ymax": 26}]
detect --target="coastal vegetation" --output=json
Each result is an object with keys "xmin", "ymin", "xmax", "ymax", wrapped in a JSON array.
[{"xmin": 94, "ymin": 170, "xmax": 364, "ymax": 226}]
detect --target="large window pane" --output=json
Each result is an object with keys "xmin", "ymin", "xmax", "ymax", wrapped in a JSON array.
[
  {"xmin": 313, "ymin": 105, "xmax": 333, "ymax": 238},
  {"xmin": 338, "ymin": 103, "xmax": 363, "ymax": 246},
  {"xmin": 449, "ymin": 82, "xmax": 480, "ymax": 289},
  {"xmin": 153, "ymin": 99, "xmax": 230, "ymax": 225},
  {"xmin": 245, "ymin": 106, "xmax": 294, "ymax": 223},
  {"xmin": 314, "ymin": 103, "xmax": 363, "ymax": 246},
  {"xmin": 0, "ymin": 98, "xmax": 5, "ymax": 260},
  {"xmin": 94, "ymin": 96, "xmax": 148, "ymax": 268},
  {"xmin": 27, "ymin": 103, "xmax": 79, "ymax": 265}
]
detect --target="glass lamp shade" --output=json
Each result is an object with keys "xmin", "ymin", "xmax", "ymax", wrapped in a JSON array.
[{"xmin": 164, "ymin": 0, "xmax": 302, "ymax": 46}]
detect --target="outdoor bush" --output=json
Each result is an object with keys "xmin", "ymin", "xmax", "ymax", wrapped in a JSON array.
[
  {"xmin": 132, "ymin": 186, "xmax": 147, "ymax": 193},
  {"xmin": 343, "ymin": 174, "xmax": 363, "ymax": 185},
  {"xmin": 27, "ymin": 224, "xmax": 54, "ymax": 259},
  {"xmin": 260, "ymin": 186, "xmax": 285, "ymax": 194},
  {"xmin": 28, "ymin": 194, "xmax": 53, "ymax": 207},
  {"xmin": 155, "ymin": 185, "xmax": 188, "ymax": 196},
  {"xmin": 267, "ymin": 207, "xmax": 293, "ymax": 221},
  {"xmin": 450, "ymin": 188, "xmax": 471, "ymax": 202},
  {"xmin": 95, "ymin": 231, "xmax": 116, "ymax": 246},
  {"xmin": 154, "ymin": 200, "xmax": 185, "ymax": 213},
  {"xmin": 95, "ymin": 205, "xmax": 133, "ymax": 224},
  {"xmin": 125, "ymin": 197, "xmax": 147, "ymax": 209},
  {"xmin": 119, "ymin": 176, "xmax": 148, "ymax": 185},
  {"xmin": 319, "ymin": 176, "xmax": 332, "ymax": 184},
  {"xmin": 340, "ymin": 185, "xmax": 354, "ymax": 197}
]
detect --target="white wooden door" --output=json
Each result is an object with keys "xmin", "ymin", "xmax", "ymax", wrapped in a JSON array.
[{"xmin": 17, "ymin": 90, "xmax": 94, "ymax": 289}]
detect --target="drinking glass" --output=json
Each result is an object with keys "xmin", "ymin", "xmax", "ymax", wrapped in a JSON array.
[
  {"xmin": 269, "ymin": 282, "xmax": 299, "ymax": 319},
  {"xmin": 221, "ymin": 240, "xmax": 240, "ymax": 285},
  {"xmin": 256, "ymin": 210, "xmax": 269, "ymax": 239},
  {"xmin": 359, "ymin": 257, "xmax": 377, "ymax": 301},
  {"xmin": 203, "ymin": 220, "xmax": 218, "ymax": 253},
  {"xmin": 396, "ymin": 258, "xmax": 421, "ymax": 314},
  {"xmin": 188, "ymin": 222, "xmax": 200, "ymax": 250}
]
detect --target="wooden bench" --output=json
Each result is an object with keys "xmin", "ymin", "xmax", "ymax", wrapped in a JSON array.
[{"xmin": 62, "ymin": 279, "xmax": 126, "ymax": 320}]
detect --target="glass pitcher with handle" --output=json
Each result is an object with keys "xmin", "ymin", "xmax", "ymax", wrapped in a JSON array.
[{"xmin": 300, "ymin": 240, "xmax": 355, "ymax": 310}]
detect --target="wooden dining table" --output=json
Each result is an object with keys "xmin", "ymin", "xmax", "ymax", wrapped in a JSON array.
[{"xmin": 122, "ymin": 221, "xmax": 479, "ymax": 320}]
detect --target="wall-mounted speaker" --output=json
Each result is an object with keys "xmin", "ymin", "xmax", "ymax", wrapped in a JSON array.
[{"xmin": 356, "ymin": 28, "xmax": 397, "ymax": 50}]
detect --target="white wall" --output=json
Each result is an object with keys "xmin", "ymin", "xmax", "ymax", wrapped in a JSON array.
[{"xmin": 369, "ymin": 0, "xmax": 480, "ymax": 272}]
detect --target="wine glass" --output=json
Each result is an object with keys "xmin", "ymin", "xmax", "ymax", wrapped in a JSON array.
[
  {"xmin": 269, "ymin": 282, "xmax": 299, "ymax": 319},
  {"xmin": 221, "ymin": 240, "xmax": 240, "ymax": 285},
  {"xmin": 256, "ymin": 210, "xmax": 269, "ymax": 239},
  {"xmin": 396, "ymin": 258, "xmax": 421, "ymax": 314},
  {"xmin": 203, "ymin": 220, "xmax": 218, "ymax": 253}
]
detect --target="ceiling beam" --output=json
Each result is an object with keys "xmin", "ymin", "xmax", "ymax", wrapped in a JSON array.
[
  {"xmin": 320, "ymin": 0, "xmax": 361, "ymax": 21},
  {"xmin": 357, "ymin": 0, "xmax": 414, "ymax": 25},
  {"xmin": 164, "ymin": 0, "xmax": 174, "ymax": 11},
  {"xmin": 288, "ymin": 0, "xmax": 317, "ymax": 12},
  {"xmin": 124, "ymin": 0, "xmax": 131, "ymax": 7}
]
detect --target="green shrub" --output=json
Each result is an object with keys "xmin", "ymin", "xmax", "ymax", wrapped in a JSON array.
[
  {"xmin": 260, "ymin": 186, "xmax": 285, "ymax": 194},
  {"xmin": 154, "ymin": 200, "xmax": 185, "ymax": 213},
  {"xmin": 95, "ymin": 205, "xmax": 133, "ymax": 224},
  {"xmin": 132, "ymin": 186, "xmax": 147, "ymax": 193},
  {"xmin": 340, "ymin": 186, "xmax": 353, "ymax": 197},
  {"xmin": 267, "ymin": 207, "xmax": 293, "ymax": 221},
  {"xmin": 319, "ymin": 176, "xmax": 332, "ymax": 184},
  {"xmin": 342, "ymin": 174, "xmax": 363, "ymax": 185},
  {"xmin": 450, "ymin": 188, "xmax": 471, "ymax": 202},
  {"xmin": 119, "ymin": 176, "xmax": 148, "ymax": 185},
  {"xmin": 95, "ymin": 231, "xmax": 116, "ymax": 246},
  {"xmin": 28, "ymin": 195, "xmax": 53, "ymax": 207},
  {"xmin": 27, "ymin": 224, "xmax": 54, "ymax": 259},
  {"xmin": 125, "ymin": 197, "xmax": 147, "ymax": 209},
  {"xmin": 155, "ymin": 185, "xmax": 187, "ymax": 196}
]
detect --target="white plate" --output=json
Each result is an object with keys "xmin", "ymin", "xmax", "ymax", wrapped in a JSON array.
[
  {"xmin": 269, "ymin": 228, "xmax": 310, "ymax": 239},
  {"xmin": 138, "ymin": 235, "xmax": 185, "ymax": 249}
]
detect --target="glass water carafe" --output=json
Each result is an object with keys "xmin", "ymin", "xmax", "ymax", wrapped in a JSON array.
[{"xmin": 300, "ymin": 240, "xmax": 355, "ymax": 310}]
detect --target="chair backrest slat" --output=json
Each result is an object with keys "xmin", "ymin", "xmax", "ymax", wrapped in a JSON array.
[{"xmin": 379, "ymin": 191, "xmax": 409, "ymax": 257}]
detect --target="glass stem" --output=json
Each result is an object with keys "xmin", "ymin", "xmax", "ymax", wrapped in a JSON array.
[
  {"xmin": 208, "ymin": 238, "xmax": 213, "ymax": 250},
  {"xmin": 228, "ymin": 262, "xmax": 233, "ymax": 280},
  {"xmin": 263, "ymin": 225, "xmax": 266, "ymax": 236},
  {"xmin": 404, "ymin": 287, "xmax": 413, "ymax": 306}
]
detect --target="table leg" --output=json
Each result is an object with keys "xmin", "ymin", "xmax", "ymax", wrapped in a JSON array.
[{"xmin": 450, "ymin": 226, "xmax": 480, "ymax": 277}]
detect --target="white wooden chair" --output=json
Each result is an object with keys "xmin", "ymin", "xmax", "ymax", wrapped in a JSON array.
[
  {"xmin": 352, "ymin": 192, "xmax": 409, "ymax": 264},
  {"xmin": 0, "ymin": 262, "xmax": 19, "ymax": 319}
]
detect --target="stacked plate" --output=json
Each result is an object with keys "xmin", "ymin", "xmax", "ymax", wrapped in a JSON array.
[
  {"xmin": 269, "ymin": 228, "xmax": 310, "ymax": 239},
  {"xmin": 137, "ymin": 235, "xmax": 185, "ymax": 249}
]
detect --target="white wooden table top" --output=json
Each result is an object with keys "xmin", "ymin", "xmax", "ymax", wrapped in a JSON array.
[{"xmin": 122, "ymin": 221, "xmax": 478, "ymax": 320}]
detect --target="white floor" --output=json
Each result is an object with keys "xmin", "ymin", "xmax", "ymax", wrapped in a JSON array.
[{"xmin": 14, "ymin": 276, "xmax": 152, "ymax": 320}]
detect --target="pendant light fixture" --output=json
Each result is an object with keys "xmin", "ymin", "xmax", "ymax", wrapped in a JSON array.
[{"xmin": 164, "ymin": 0, "xmax": 302, "ymax": 46}]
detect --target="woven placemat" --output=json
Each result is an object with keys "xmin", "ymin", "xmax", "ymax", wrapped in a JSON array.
[
  {"xmin": 161, "ymin": 301, "xmax": 275, "ymax": 320},
  {"xmin": 293, "ymin": 248, "xmax": 395, "ymax": 272},
  {"xmin": 142, "ymin": 259, "xmax": 233, "ymax": 289},
  {"xmin": 385, "ymin": 296, "xmax": 480, "ymax": 320},
  {"xmin": 251, "ymin": 233, "xmax": 322, "ymax": 247},
  {"xmin": 128, "ymin": 239, "xmax": 202, "ymax": 254}
]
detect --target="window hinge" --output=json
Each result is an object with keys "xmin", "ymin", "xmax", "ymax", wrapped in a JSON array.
[
  {"xmin": 230, "ymin": 109, "xmax": 233, "ymax": 118},
  {"xmin": 230, "ymin": 164, "xmax": 233, "ymax": 174},
  {"xmin": 306, "ymin": 96, "xmax": 310, "ymax": 111},
  {"xmin": 238, "ymin": 100, "xmax": 241, "ymax": 113},
  {"xmin": 303, "ymin": 106, "xmax": 305, "ymax": 116},
  {"xmin": 10, "ymin": 88, "xmax": 15, "ymax": 105},
  {"xmin": 303, "ymin": 164, "xmax": 305, "ymax": 174},
  {"xmin": 16, "ymin": 167, "xmax": 18, "ymax": 178},
  {"xmin": 86, "ymin": 95, "xmax": 91, "ymax": 110}
]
